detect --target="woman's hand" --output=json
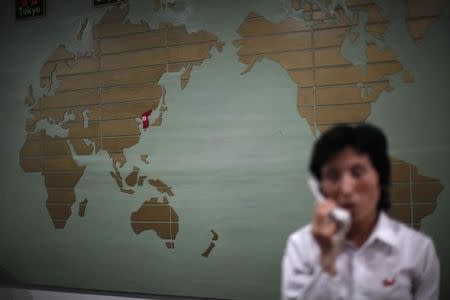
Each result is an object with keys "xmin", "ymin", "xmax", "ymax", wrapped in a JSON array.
[{"xmin": 311, "ymin": 200, "xmax": 340, "ymax": 275}]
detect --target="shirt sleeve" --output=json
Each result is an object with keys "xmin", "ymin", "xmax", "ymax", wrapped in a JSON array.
[
  {"xmin": 281, "ymin": 233, "xmax": 347, "ymax": 300},
  {"xmin": 413, "ymin": 238, "xmax": 440, "ymax": 300}
]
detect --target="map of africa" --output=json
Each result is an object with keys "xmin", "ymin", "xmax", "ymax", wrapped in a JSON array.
[{"xmin": 2, "ymin": 0, "xmax": 448, "ymax": 299}]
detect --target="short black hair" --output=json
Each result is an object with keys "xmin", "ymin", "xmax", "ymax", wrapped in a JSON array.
[{"xmin": 309, "ymin": 123, "xmax": 390, "ymax": 211}]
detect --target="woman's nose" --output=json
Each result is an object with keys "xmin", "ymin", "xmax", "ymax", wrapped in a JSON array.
[{"xmin": 340, "ymin": 173, "xmax": 355, "ymax": 196}]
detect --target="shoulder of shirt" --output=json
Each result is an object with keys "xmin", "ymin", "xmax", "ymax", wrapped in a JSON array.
[
  {"xmin": 288, "ymin": 224, "xmax": 312, "ymax": 240},
  {"xmin": 286, "ymin": 224, "xmax": 316, "ymax": 248},
  {"xmin": 378, "ymin": 212, "xmax": 435, "ymax": 250},
  {"xmin": 285, "ymin": 224, "xmax": 320, "ymax": 260}
]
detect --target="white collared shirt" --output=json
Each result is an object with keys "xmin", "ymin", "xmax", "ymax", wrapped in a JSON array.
[{"xmin": 281, "ymin": 213, "xmax": 440, "ymax": 300}]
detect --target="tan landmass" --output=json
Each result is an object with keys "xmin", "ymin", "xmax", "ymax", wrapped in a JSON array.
[
  {"xmin": 403, "ymin": 71, "xmax": 414, "ymax": 83},
  {"xmin": 109, "ymin": 171, "xmax": 123, "ymax": 188},
  {"xmin": 291, "ymin": 0, "xmax": 449, "ymax": 42},
  {"xmin": 234, "ymin": 3, "xmax": 409, "ymax": 135},
  {"xmin": 39, "ymin": 46, "xmax": 75, "ymax": 92},
  {"xmin": 160, "ymin": 196, "xmax": 170, "ymax": 204},
  {"xmin": 140, "ymin": 154, "xmax": 150, "ymax": 164},
  {"xmin": 149, "ymin": 178, "xmax": 174, "ymax": 196},
  {"xmin": 20, "ymin": 130, "xmax": 86, "ymax": 228},
  {"xmin": 36, "ymin": 3, "xmax": 222, "ymax": 157},
  {"xmin": 111, "ymin": 153, "xmax": 127, "ymax": 168},
  {"xmin": 25, "ymin": 85, "xmax": 35, "ymax": 107},
  {"xmin": 234, "ymin": 3, "xmax": 443, "ymax": 227},
  {"xmin": 19, "ymin": 4, "xmax": 223, "ymax": 229},
  {"xmin": 131, "ymin": 197, "xmax": 179, "ymax": 247},
  {"xmin": 110, "ymin": 166, "xmax": 143, "ymax": 192},
  {"xmin": 407, "ymin": 0, "xmax": 450, "ymax": 42},
  {"xmin": 201, "ymin": 242, "xmax": 216, "ymax": 258},
  {"xmin": 20, "ymin": 68, "xmax": 96, "ymax": 228},
  {"xmin": 211, "ymin": 229, "xmax": 219, "ymax": 241},
  {"xmin": 288, "ymin": 0, "xmax": 389, "ymax": 37},
  {"xmin": 389, "ymin": 158, "xmax": 443, "ymax": 228},
  {"xmin": 120, "ymin": 188, "xmax": 135, "ymax": 195},
  {"xmin": 138, "ymin": 176, "xmax": 147, "ymax": 186},
  {"xmin": 77, "ymin": 17, "xmax": 88, "ymax": 40},
  {"xmin": 109, "ymin": 154, "xmax": 132, "ymax": 193},
  {"xmin": 79, "ymin": 198, "xmax": 88, "ymax": 217},
  {"xmin": 125, "ymin": 166, "xmax": 140, "ymax": 187},
  {"xmin": 180, "ymin": 62, "xmax": 201, "ymax": 89}
]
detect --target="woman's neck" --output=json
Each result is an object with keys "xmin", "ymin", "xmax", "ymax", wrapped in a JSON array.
[{"xmin": 347, "ymin": 213, "xmax": 379, "ymax": 247}]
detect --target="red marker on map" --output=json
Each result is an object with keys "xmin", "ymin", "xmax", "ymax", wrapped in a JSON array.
[{"xmin": 141, "ymin": 110, "xmax": 152, "ymax": 129}]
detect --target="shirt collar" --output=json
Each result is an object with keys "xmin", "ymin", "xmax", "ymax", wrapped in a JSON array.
[{"xmin": 360, "ymin": 212, "xmax": 399, "ymax": 250}]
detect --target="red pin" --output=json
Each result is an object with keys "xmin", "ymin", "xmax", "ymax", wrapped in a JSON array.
[
  {"xmin": 382, "ymin": 277, "xmax": 396, "ymax": 287},
  {"xmin": 141, "ymin": 110, "xmax": 152, "ymax": 129}
]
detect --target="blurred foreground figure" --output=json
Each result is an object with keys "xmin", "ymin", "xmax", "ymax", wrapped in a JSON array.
[{"xmin": 281, "ymin": 124, "xmax": 439, "ymax": 300}]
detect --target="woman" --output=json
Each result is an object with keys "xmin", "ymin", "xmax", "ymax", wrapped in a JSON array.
[{"xmin": 281, "ymin": 124, "xmax": 440, "ymax": 300}]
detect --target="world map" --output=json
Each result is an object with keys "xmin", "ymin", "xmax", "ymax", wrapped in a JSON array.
[
  {"xmin": 9, "ymin": 0, "xmax": 449, "ymax": 298},
  {"xmin": 19, "ymin": 0, "xmax": 446, "ymax": 245}
]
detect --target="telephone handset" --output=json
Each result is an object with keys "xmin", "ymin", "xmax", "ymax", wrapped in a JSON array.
[
  {"xmin": 307, "ymin": 175, "xmax": 351, "ymax": 243},
  {"xmin": 296, "ymin": 176, "xmax": 352, "ymax": 300}
]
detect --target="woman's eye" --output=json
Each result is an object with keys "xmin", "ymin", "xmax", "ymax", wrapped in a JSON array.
[
  {"xmin": 351, "ymin": 165, "xmax": 365, "ymax": 178},
  {"xmin": 323, "ymin": 169, "xmax": 340, "ymax": 182}
]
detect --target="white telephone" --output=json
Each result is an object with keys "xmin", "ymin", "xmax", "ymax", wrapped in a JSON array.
[
  {"xmin": 307, "ymin": 175, "xmax": 351, "ymax": 243},
  {"xmin": 297, "ymin": 176, "xmax": 353, "ymax": 300}
]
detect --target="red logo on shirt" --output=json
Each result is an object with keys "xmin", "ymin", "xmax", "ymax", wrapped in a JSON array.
[
  {"xmin": 141, "ymin": 110, "xmax": 152, "ymax": 129},
  {"xmin": 382, "ymin": 277, "xmax": 396, "ymax": 287}
]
